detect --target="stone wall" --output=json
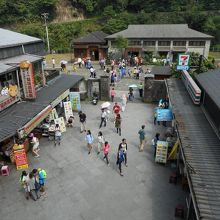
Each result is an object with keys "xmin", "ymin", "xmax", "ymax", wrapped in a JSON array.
[{"xmin": 143, "ymin": 78, "xmax": 167, "ymax": 103}]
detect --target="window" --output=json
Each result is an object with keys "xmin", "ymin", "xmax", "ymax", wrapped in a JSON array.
[
  {"xmin": 128, "ymin": 40, "xmax": 141, "ymax": 46},
  {"xmin": 173, "ymin": 41, "xmax": 186, "ymax": 46},
  {"xmin": 158, "ymin": 41, "xmax": 170, "ymax": 46},
  {"xmin": 143, "ymin": 41, "xmax": 155, "ymax": 46},
  {"xmin": 189, "ymin": 41, "xmax": 205, "ymax": 46}
]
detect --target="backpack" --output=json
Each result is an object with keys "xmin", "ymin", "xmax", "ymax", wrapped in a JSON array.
[{"xmin": 38, "ymin": 169, "xmax": 47, "ymax": 179}]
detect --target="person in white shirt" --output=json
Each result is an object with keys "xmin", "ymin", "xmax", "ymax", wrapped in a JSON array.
[
  {"xmin": 52, "ymin": 58, "xmax": 55, "ymax": 68},
  {"xmin": 97, "ymin": 131, "xmax": 105, "ymax": 155},
  {"xmin": 31, "ymin": 136, "xmax": 40, "ymax": 158},
  {"xmin": 99, "ymin": 109, "xmax": 107, "ymax": 128}
]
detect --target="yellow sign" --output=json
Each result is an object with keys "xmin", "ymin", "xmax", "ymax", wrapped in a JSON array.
[{"xmin": 8, "ymin": 84, "xmax": 18, "ymax": 97}]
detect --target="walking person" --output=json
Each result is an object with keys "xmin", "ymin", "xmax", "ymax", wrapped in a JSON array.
[
  {"xmin": 99, "ymin": 109, "xmax": 107, "ymax": 129},
  {"xmin": 152, "ymin": 133, "xmax": 160, "ymax": 158},
  {"xmin": 128, "ymin": 87, "xmax": 134, "ymax": 101},
  {"xmin": 30, "ymin": 135, "xmax": 40, "ymax": 157},
  {"xmin": 138, "ymin": 125, "xmax": 146, "ymax": 152},
  {"xmin": 138, "ymin": 82, "xmax": 143, "ymax": 98},
  {"xmin": 115, "ymin": 113, "xmax": 122, "ymax": 136},
  {"xmin": 85, "ymin": 130, "xmax": 94, "ymax": 154},
  {"xmin": 103, "ymin": 141, "xmax": 110, "ymax": 165},
  {"xmin": 32, "ymin": 169, "xmax": 41, "ymax": 198},
  {"xmin": 38, "ymin": 168, "xmax": 47, "ymax": 198},
  {"xmin": 20, "ymin": 171, "xmax": 30, "ymax": 200},
  {"xmin": 97, "ymin": 131, "xmax": 105, "ymax": 155},
  {"xmin": 28, "ymin": 173, "xmax": 40, "ymax": 201},
  {"xmin": 117, "ymin": 149, "xmax": 125, "ymax": 176},
  {"xmin": 113, "ymin": 102, "xmax": 120, "ymax": 118},
  {"xmin": 54, "ymin": 124, "xmax": 61, "ymax": 146},
  {"xmin": 52, "ymin": 58, "xmax": 55, "ymax": 68},
  {"xmin": 118, "ymin": 138, "xmax": 128, "ymax": 166},
  {"xmin": 79, "ymin": 111, "xmax": 86, "ymax": 133},
  {"xmin": 110, "ymin": 87, "xmax": 116, "ymax": 102}
]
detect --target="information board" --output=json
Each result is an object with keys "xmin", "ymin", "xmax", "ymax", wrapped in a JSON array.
[
  {"xmin": 63, "ymin": 101, "xmax": 73, "ymax": 120},
  {"xmin": 54, "ymin": 117, "xmax": 66, "ymax": 133},
  {"xmin": 156, "ymin": 108, "xmax": 173, "ymax": 121},
  {"xmin": 177, "ymin": 54, "xmax": 190, "ymax": 71},
  {"xmin": 13, "ymin": 144, "xmax": 28, "ymax": 170},
  {"xmin": 155, "ymin": 141, "xmax": 168, "ymax": 164}
]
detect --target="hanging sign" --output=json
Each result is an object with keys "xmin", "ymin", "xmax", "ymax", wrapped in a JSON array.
[
  {"xmin": 69, "ymin": 92, "xmax": 81, "ymax": 111},
  {"xmin": 20, "ymin": 61, "xmax": 36, "ymax": 99}
]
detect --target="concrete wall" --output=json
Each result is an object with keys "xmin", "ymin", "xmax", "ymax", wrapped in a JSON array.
[{"xmin": 143, "ymin": 78, "xmax": 167, "ymax": 103}]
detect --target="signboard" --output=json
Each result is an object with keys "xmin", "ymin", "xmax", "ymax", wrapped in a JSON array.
[
  {"xmin": 156, "ymin": 108, "xmax": 173, "ymax": 121},
  {"xmin": 155, "ymin": 141, "xmax": 168, "ymax": 164},
  {"xmin": 54, "ymin": 117, "xmax": 66, "ymax": 133},
  {"xmin": 20, "ymin": 61, "xmax": 36, "ymax": 99},
  {"xmin": 13, "ymin": 144, "xmax": 28, "ymax": 170},
  {"xmin": 69, "ymin": 92, "xmax": 81, "ymax": 111},
  {"xmin": 63, "ymin": 101, "xmax": 73, "ymax": 120},
  {"xmin": 23, "ymin": 105, "xmax": 52, "ymax": 134},
  {"xmin": 0, "ymin": 96, "xmax": 19, "ymax": 112},
  {"xmin": 177, "ymin": 54, "xmax": 190, "ymax": 71},
  {"xmin": 49, "ymin": 108, "xmax": 58, "ymax": 121},
  {"xmin": 51, "ymin": 89, "xmax": 69, "ymax": 107}
]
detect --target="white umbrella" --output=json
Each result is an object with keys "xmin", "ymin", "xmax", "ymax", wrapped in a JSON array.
[
  {"xmin": 60, "ymin": 60, "xmax": 68, "ymax": 64},
  {"xmin": 101, "ymin": 102, "xmax": 111, "ymax": 109},
  {"xmin": 128, "ymin": 84, "xmax": 138, "ymax": 88}
]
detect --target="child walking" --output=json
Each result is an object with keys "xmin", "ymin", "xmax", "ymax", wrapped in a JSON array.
[{"xmin": 103, "ymin": 141, "xmax": 110, "ymax": 165}]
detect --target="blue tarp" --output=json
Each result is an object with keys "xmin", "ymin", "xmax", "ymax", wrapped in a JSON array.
[{"xmin": 155, "ymin": 108, "xmax": 173, "ymax": 121}]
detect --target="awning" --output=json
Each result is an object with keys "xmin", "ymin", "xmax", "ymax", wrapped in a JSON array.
[
  {"xmin": 0, "ymin": 74, "xmax": 83, "ymax": 142},
  {"xmin": 0, "ymin": 54, "xmax": 43, "ymax": 76}
]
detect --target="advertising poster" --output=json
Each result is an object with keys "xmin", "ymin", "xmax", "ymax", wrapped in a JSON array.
[
  {"xmin": 54, "ymin": 117, "xmax": 66, "ymax": 133},
  {"xmin": 63, "ymin": 101, "xmax": 73, "ymax": 120},
  {"xmin": 177, "ymin": 54, "xmax": 190, "ymax": 70},
  {"xmin": 69, "ymin": 92, "xmax": 81, "ymax": 111},
  {"xmin": 155, "ymin": 141, "xmax": 168, "ymax": 164},
  {"xmin": 13, "ymin": 144, "xmax": 28, "ymax": 170}
]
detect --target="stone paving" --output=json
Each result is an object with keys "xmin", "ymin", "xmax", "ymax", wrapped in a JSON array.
[{"xmin": 0, "ymin": 95, "xmax": 186, "ymax": 220}]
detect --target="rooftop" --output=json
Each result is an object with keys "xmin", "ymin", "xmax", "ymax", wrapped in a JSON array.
[
  {"xmin": 0, "ymin": 74, "xmax": 83, "ymax": 141},
  {"xmin": 74, "ymin": 31, "xmax": 108, "ymax": 44},
  {"xmin": 167, "ymin": 78, "xmax": 220, "ymax": 220},
  {"xmin": 195, "ymin": 69, "xmax": 220, "ymax": 109},
  {"xmin": 151, "ymin": 66, "xmax": 171, "ymax": 76},
  {"xmin": 106, "ymin": 24, "xmax": 213, "ymax": 39},
  {"xmin": 0, "ymin": 28, "xmax": 42, "ymax": 49}
]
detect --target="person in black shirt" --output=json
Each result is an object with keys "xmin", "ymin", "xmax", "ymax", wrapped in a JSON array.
[
  {"xmin": 78, "ymin": 111, "xmax": 86, "ymax": 133},
  {"xmin": 118, "ymin": 138, "xmax": 128, "ymax": 167}
]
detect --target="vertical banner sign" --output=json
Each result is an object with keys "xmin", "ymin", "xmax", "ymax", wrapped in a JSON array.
[
  {"xmin": 155, "ymin": 141, "xmax": 168, "ymax": 164},
  {"xmin": 69, "ymin": 92, "xmax": 81, "ymax": 111},
  {"xmin": 63, "ymin": 101, "xmax": 73, "ymax": 120},
  {"xmin": 177, "ymin": 54, "xmax": 190, "ymax": 70},
  {"xmin": 20, "ymin": 61, "xmax": 36, "ymax": 99},
  {"xmin": 13, "ymin": 144, "xmax": 28, "ymax": 170},
  {"xmin": 49, "ymin": 108, "xmax": 58, "ymax": 121}
]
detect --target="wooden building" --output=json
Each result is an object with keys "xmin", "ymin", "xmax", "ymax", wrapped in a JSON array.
[{"xmin": 73, "ymin": 31, "xmax": 108, "ymax": 60}]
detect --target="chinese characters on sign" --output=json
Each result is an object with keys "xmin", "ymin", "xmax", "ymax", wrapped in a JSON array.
[
  {"xmin": 13, "ymin": 144, "xmax": 28, "ymax": 170},
  {"xmin": 177, "ymin": 54, "xmax": 190, "ymax": 70},
  {"xmin": 0, "ymin": 96, "xmax": 19, "ymax": 112},
  {"xmin": 20, "ymin": 61, "xmax": 36, "ymax": 99},
  {"xmin": 63, "ymin": 101, "xmax": 73, "ymax": 120},
  {"xmin": 155, "ymin": 141, "xmax": 169, "ymax": 164}
]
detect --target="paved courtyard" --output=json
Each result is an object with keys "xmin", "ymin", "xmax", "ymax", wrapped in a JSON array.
[{"xmin": 0, "ymin": 97, "xmax": 185, "ymax": 220}]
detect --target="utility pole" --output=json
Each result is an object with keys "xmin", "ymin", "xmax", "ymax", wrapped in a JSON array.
[{"xmin": 41, "ymin": 13, "xmax": 50, "ymax": 54}]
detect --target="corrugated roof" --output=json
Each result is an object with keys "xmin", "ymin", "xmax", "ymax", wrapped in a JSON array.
[
  {"xmin": 0, "ymin": 28, "xmax": 42, "ymax": 48},
  {"xmin": 0, "ymin": 54, "xmax": 43, "ymax": 76},
  {"xmin": 167, "ymin": 78, "xmax": 220, "ymax": 220},
  {"xmin": 195, "ymin": 69, "xmax": 220, "ymax": 109},
  {"xmin": 0, "ymin": 74, "xmax": 83, "ymax": 141},
  {"xmin": 106, "ymin": 24, "xmax": 213, "ymax": 39},
  {"xmin": 74, "ymin": 31, "xmax": 108, "ymax": 44},
  {"xmin": 151, "ymin": 66, "xmax": 171, "ymax": 76}
]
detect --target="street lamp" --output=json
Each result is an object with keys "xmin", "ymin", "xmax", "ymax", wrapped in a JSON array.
[{"xmin": 41, "ymin": 13, "xmax": 50, "ymax": 54}]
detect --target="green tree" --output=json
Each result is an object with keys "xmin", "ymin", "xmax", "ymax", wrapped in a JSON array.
[{"xmin": 114, "ymin": 35, "xmax": 128, "ymax": 58}]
